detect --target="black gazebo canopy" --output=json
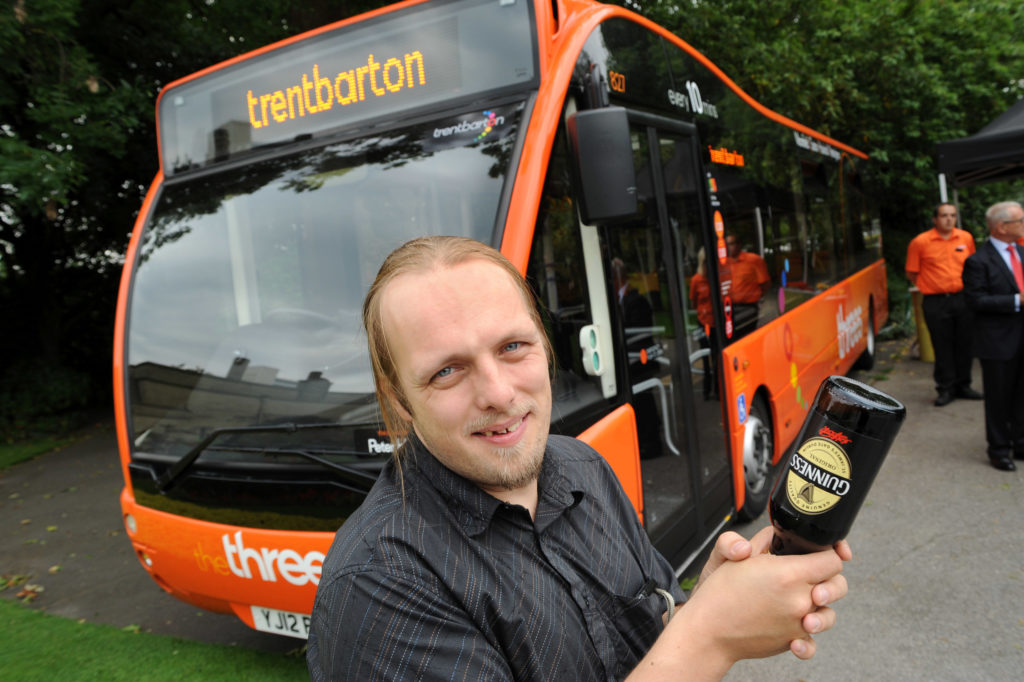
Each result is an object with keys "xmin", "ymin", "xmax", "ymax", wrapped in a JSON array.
[{"xmin": 936, "ymin": 97, "xmax": 1024, "ymax": 188}]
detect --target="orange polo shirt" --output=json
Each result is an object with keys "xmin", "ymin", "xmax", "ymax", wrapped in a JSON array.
[
  {"xmin": 728, "ymin": 251, "xmax": 770, "ymax": 304},
  {"xmin": 905, "ymin": 227, "xmax": 975, "ymax": 294},
  {"xmin": 690, "ymin": 272, "xmax": 714, "ymax": 329}
]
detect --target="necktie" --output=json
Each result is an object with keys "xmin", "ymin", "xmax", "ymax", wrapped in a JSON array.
[{"xmin": 1009, "ymin": 244, "xmax": 1024, "ymax": 293}]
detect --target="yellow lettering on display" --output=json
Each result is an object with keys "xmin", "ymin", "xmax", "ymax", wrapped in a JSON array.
[
  {"xmin": 383, "ymin": 58, "xmax": 403, "ymax": 92},
  {"xmin": 708, "ymin": 145, "xmax": 745, "ymax": 167},
  {"xmin": 285, "ymin": 85, "xmax": 304, "ymax": 120},
  {"xmin": 246, "ymin": 50, "xmax": 428, "ymax": 130}
]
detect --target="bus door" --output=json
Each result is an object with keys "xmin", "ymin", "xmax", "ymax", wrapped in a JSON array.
[{"xmin": 603, "ymin": 113, "xmax": 732, "ymax": 567}]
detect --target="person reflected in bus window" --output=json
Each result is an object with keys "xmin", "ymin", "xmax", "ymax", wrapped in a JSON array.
[
  {"xmin": 611, "ymin": 256, "xmax": 662, "ymax": 458},
  {"xmin": 690, "ymin": 247, "xmax": 718, "ymax": 400},
  {"xmin": 905, "ymin": 202, "xmax": 982, "ymax": 407},
  {"xmin": 308, "ymin": 236, "xmax": 852, "ymax": 682},
  {"xmin": 725, "ymin": 233, "xmax": 770, "ymax": 339}
]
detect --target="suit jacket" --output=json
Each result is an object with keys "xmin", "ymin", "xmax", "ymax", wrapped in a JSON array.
[{"xmin": 962, "ymin": 239, "xmax": 1024, "ymax": 361}]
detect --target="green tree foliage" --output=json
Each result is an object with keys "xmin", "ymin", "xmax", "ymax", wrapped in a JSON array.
[
  {"xmin": 1, "ymin": 0, "xmax": 147, "ymax": 428},
  {"xmin": 627, "ymin": 0, "xmax": 1024, "ymax": 260}
]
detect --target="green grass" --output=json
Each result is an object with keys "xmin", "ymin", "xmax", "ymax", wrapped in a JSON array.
[
  {"xmin": 0, "ymin": 435, "xmax": 76, "ymax": 470},
  {"xmin": 0, "ymin": 599, "xmax": 308, "ymax": 680},
  {"xmin": 878, "ymin": 268, "xmax": 915, "ymax": 341}
]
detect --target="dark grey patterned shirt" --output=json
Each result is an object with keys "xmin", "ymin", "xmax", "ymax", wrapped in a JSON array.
[{"xmin": 307, "ymin": 434, "xmax": 685, "ymax": 681}]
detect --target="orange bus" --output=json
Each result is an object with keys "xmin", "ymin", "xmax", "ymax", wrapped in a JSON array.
[{"xmin": 114, "ymin": 0, "xmax": 886, "ymax": 638}]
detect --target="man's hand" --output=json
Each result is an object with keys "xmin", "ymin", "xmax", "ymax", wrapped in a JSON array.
[
  {"xmin": 632, "ymin": 526, "xmax": 851, "ymax": 679},
  {"xmin": 694, "ymin": 530, "xmax": 849, "ymax": 654},
  {"xmin": 695, "ymin": 526, "xmax": 851, "ymax": 656}
]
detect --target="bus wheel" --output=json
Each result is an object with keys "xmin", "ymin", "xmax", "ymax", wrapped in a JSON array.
[
  {"xmin": 854, "ymin": 306, "xmax": 876, "ymax": 370},
  {"xmin": 737, "ymin": 395, "xmax": 773, "ymax": 521}
]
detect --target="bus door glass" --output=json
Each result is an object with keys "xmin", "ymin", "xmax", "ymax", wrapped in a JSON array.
[
  {"xmin": 602, "ymin": 117, "xmax": 730, "ymax": 562},
  {"xmin": 655, "ymin": 130, "xmax": 731, "ymax": 519}
]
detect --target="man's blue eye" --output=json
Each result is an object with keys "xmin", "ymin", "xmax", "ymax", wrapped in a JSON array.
[
  {"xmin": 436, "ymin": 367, "xmax": 453, "ymax": 379},
  {"xmin": 505, "ymin": 342, "xmax": 521, "ymax": 352}
]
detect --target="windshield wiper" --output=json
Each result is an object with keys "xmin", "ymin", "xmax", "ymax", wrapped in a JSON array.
[{"xmin": 156, "ymin": 422, "xmax": 383, "ymax": 493}]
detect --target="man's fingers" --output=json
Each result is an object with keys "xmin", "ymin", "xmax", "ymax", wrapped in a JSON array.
[
  {"xmin": 812, "ymin": 574, "xmax": 848, "ymax": 607},
  {"xmin": 716, "ymin": 530, "xmax": 752, "ymax": 561},
  {"xmin": 790, "ymin": 635, "xmax": 816, "ymax": 660},
  {"xmin": 695, "ymin": 530, "xmax": 754, "ymax": 591},
  {"xmin": 790, "ymin": 547, "xmax": 845, "ymax": 585},
  {"xmin": 802, "ymin": 606, "xmax": 836, "ymax": 635},
  {"xmin": 748, "ymin": 525, "xmax": 775, "ymax": 555}
]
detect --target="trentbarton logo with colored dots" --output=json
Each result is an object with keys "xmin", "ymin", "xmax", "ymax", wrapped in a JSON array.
[
  {"xmin": 783, "ymin": 322, "xmax": 809, "ymax": 410},
  {"xmin": 475, "ymin": 110, "xmax": 500, "ymax": 140},
  {"xmin": 433, "ymin": 110, "xmax": 506, "ymax": 140}
]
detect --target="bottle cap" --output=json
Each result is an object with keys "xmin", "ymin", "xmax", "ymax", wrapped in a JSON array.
[{"xmin": 814, "ymin": 375, "xmax": 906, "ymax": 443}]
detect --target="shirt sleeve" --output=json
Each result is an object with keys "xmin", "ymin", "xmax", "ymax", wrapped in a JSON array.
[
  {"xmin": 965, "ymin": 232, "xmax": 976, "ymax": 254},
  {"xmin": 905, "ymin": 236, "xmax": 921, "ymax": 274},
  {"xmin": 755, "ymin": 254, "xmax": 770, "ymax": 285},
  {"xmin": 308, "ymin": 568, "xmax": 513, "ymax": 682}
]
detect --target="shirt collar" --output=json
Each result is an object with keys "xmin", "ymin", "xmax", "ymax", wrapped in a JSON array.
[
  {"xmin": 405, "ymin": 435, "xmax": 583, "ymax": 536},
  {"xmin": 989, "ymin": 235, "xmax": 1016, "ymax": 250},
  {"xmin": 929, "ymin": 227, "xmax": 960, "ymax": 240}
]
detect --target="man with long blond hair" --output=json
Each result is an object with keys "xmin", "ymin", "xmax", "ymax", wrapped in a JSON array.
[{"xmin": 309, "ymin": 236, "xmax": 850, "ymax": 681}]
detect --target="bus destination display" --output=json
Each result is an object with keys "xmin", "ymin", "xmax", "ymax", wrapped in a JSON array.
[
  {"xmin": 159, "ymin": 0, "xmax": 537, "ymax": 175},
  {"xmin": 245, "ymin": 51, "xmax": 430, "ymax": 131}
]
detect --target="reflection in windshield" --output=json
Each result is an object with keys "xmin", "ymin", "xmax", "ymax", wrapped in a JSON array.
[{"xmin": 128, "ymin": 103, "xmax": 524, "ymax": 460}]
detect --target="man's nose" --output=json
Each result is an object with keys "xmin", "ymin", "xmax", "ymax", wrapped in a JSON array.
[{"xmin": 473, "ymin": 358, "xmax": 515, "ymax": 409}]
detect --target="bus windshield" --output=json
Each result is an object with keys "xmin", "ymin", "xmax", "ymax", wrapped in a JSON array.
[{"xmin": 127, "ymin": 102, "xmax": 525, "ymax": 466}]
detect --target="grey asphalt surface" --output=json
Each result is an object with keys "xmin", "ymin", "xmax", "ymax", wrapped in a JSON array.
[
  {"xmin": 726, "ymin": 338, "xmax": 1024, "ymax": 681},
  {"xmin": 1, "ymin": 417, "xmax": 301, "ymax": 655},
  {"xmin": 2, "ymin": 336, "xmax": 1023, "ymax": 679}
]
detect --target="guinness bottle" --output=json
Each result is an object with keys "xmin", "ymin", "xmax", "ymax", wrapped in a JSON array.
[{"xmin": 769, "ymin": 375, "xmax": 906, "ymax": 555}]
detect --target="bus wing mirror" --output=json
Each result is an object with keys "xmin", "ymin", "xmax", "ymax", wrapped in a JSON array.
[{"xmin": 568, "ymin": 107, "xmax": 637, "ymax": 225}]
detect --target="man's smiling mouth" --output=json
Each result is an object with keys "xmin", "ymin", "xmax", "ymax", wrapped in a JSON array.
[{"xmin": 476, "ymin": 415, "xmax": 526, "ymax": 437}]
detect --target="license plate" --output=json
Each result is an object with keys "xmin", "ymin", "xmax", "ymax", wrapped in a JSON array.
[{"xmin": 250, "ymin": 605, "xmax": 311, "ymax": 639}]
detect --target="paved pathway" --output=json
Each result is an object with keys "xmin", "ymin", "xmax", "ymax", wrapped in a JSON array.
[
  {"xmin": 1, "ymin": 418, "xmax": 296, "ymax": 653},
  {"xmin": 727, "ymin": 338, "xmax": 1024, "ymax": 681}
]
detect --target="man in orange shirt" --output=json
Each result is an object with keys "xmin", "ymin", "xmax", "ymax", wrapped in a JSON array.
[
  {"xmin": 905, "ymin": 202, "xmax": 982, "ymax": 406},
  {"xmin": 725, "ymin": 234, "xmax": 770, "ymax": 339}
]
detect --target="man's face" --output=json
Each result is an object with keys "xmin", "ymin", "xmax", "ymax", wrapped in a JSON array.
[
  {"xmin": 725, "ymin": 235, "xmax": 740, "ymax": 259},
  {"xmin": 934, "ymin": 205, "xmax": 957, "ymax": 235},
  {"xmin": 998, "ymin": 204, "xmax": 1024, "ymax": 242},
  {"xmin": 380, "ymin": 259, "xmax": 552, "ymax": 496}
]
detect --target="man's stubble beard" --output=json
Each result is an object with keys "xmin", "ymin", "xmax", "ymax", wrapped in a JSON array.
[{"xmin": 488, "ymin": 441, "xmax": 546, "ymax": 490}]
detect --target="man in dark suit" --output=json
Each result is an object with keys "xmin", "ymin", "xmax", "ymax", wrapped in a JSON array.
[{"xmin": 962, "ymin": 201, "xmax": 1024, "ymax": 472}]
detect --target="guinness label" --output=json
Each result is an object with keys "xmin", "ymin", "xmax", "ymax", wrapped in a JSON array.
[{"xmin": 785, "ymin": 436, "xmax": 852, "ymax": 515}]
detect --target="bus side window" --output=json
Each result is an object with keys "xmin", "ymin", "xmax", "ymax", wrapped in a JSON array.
[
  {"xmin": 527, "ymin": 126, "xmax": 608, "ymax": 426},
  {"xmin": 844, "ymin": 164, "xmax": 880, "ymax": 272},
  {"xmin": 759, "ymin": 189, "xmax": 803, "ymax": 316},
  {"xmin": 801, "ymin": 159, "xmax": 840, "ymax": 290}
]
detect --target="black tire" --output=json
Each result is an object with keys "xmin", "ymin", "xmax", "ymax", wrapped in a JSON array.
[
  {"xmin": 736, "ymin": 394, "xmax": 774, "ymax": 521},
  {"xmin": 854, "ymin": 305, "xmax": 876, "ymax": 370}
]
